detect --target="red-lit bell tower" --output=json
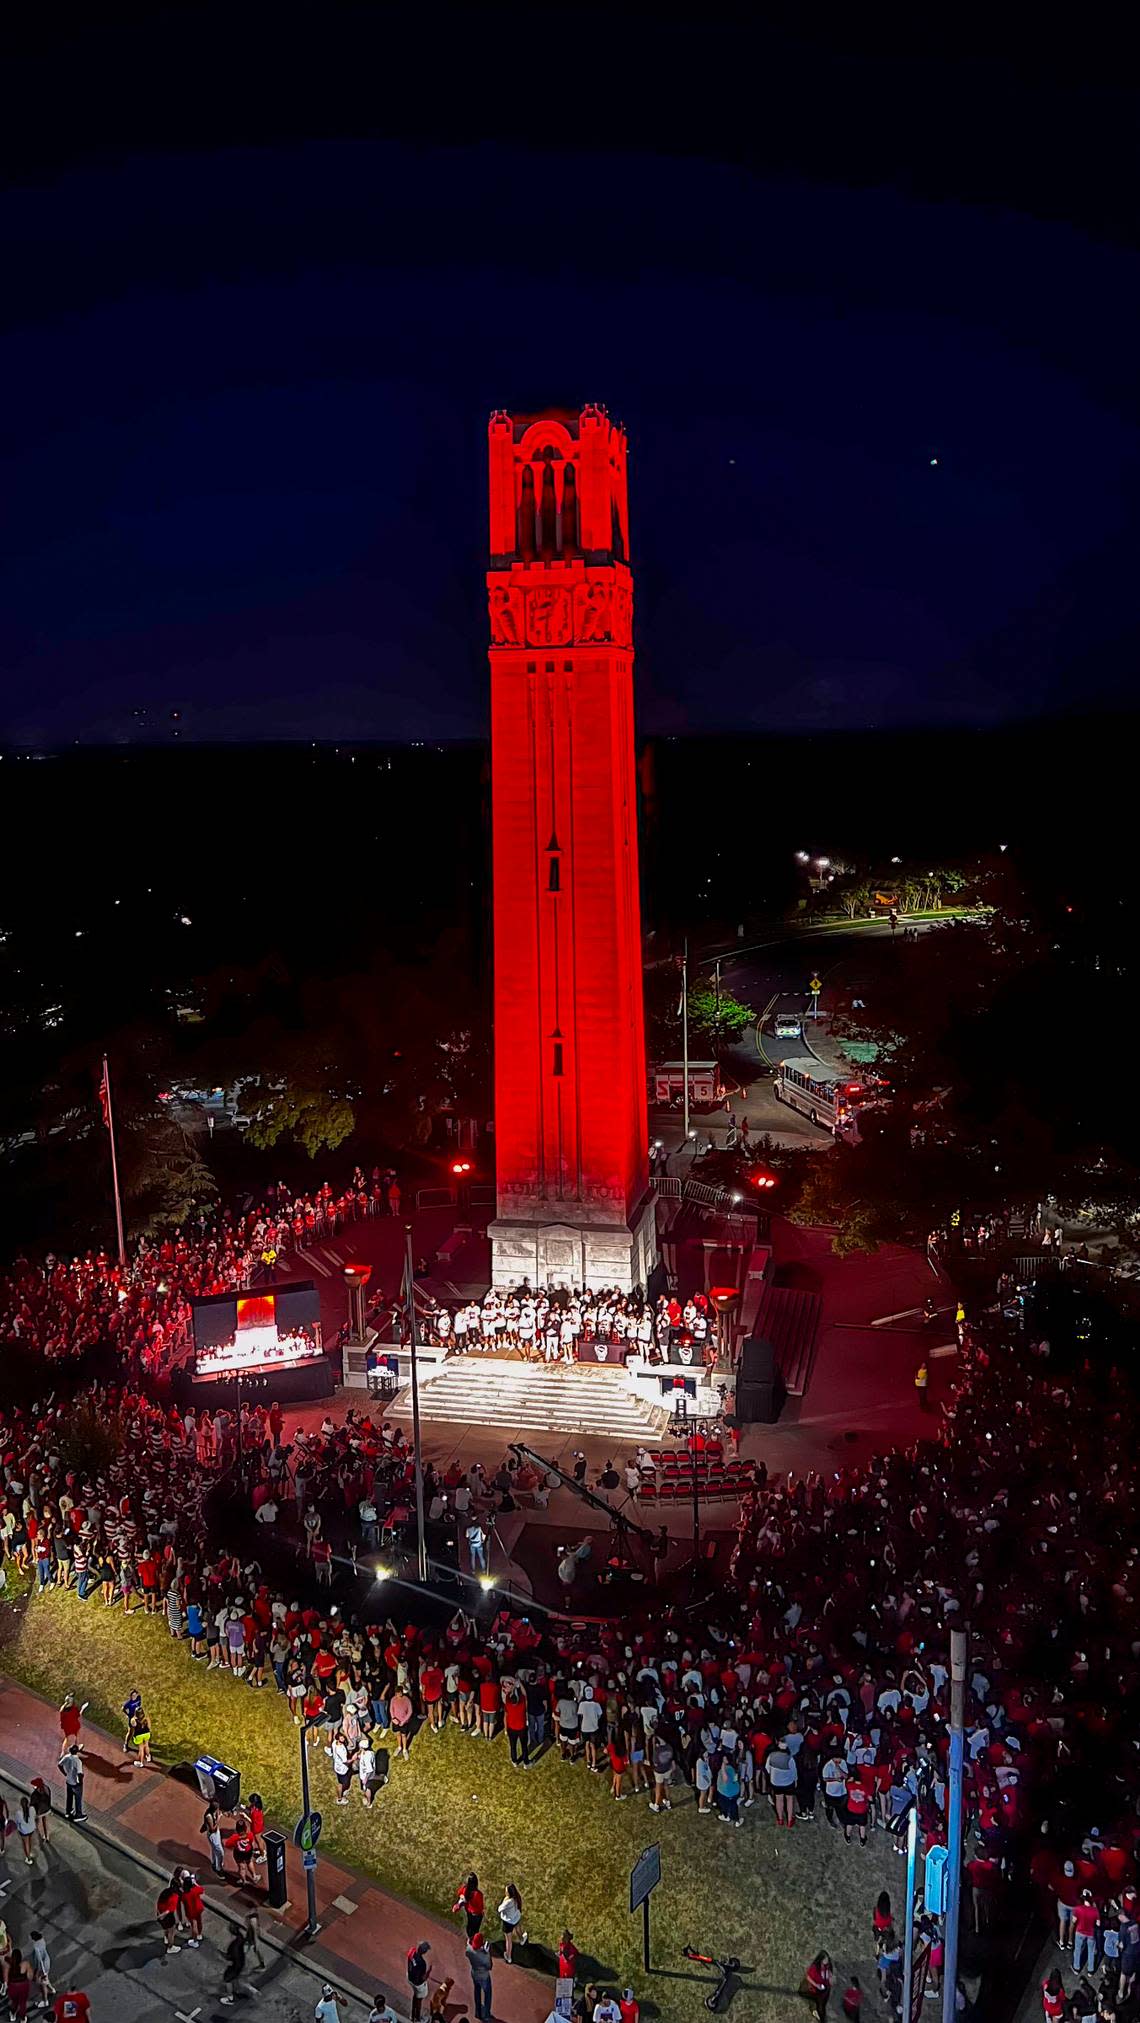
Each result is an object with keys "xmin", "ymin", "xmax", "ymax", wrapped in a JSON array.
[{"xmin": 487, "ymin": 404, "xmax": 657, "ymax": 1292}]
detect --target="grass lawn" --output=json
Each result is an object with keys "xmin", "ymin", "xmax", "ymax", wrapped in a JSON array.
[{"xmin": 0, "ymin": 1584, "xmax": 896, "ymax": 2023}]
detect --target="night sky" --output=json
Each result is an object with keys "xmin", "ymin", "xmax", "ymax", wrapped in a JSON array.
[{"xmin": 3, "ymin": 10, "xmax": 1138, "ymax": 745}]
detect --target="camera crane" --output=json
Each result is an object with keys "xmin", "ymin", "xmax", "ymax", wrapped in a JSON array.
[{"xmin": 507, "ymin": 1441, "xmax": 658, "ymax": 1547}]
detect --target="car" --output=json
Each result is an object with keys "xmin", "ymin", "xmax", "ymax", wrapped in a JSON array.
[{"xmin": 773, "ymin": 1010, "xmax": 803, "ymax": 1040}]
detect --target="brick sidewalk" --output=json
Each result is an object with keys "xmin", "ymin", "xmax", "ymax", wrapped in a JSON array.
[{"xmin": 0, "ymin": 1675, "xmax": 552, "ymax": 2023}]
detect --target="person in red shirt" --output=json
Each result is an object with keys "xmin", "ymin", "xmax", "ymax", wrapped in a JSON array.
[
  {"xmin": 180, "ymin": 1872, "xmax": 206, "ymax": 1946},
  {"xmin": 54, "ymin": 1996, "xmax": 91, "ymax": 2023},
  {"xmin": 478, "ymin": 1677, "xmax": 501, "ymax": 1741},
  {"xmin": 502, "ymin": 1683, "xmax": 530, "ymax": 1767},
  {"xmin": 619, "ymin": 1993, "xmax": 640, "ymax": 2023},
  {"xmin": 558, "ymin": 1932, "xmax": 579, "ymax": 1980},
  {"xmin": 156, "ymin": 1884, "xmax": 183, "ymax": 1954},
  {"xmin": 1042, "ymin": 1969, "xmax": 1066, "ymax": 2022},
  {"xmin": 845, "ymin": 1775, "xmax": 870, "ymax": 1847},
  {"xmin": 420, "ymin": 1661, "xmax": 446, "ymax": 1733},
  {"xmin": 453, "ymin": 1873, "xmax": 485, "ymax": 1937},
  {"xmin": 1072, "ymin": 1892, "xmax": 1100, "ymax": 1975},
  {"xmin": 803, "ymin": 1952, "xmax": 833, "ymax": 2022},
  {"xmin": 58, "ymin": 1694, "xmax": 83, "ymax": 1745}
]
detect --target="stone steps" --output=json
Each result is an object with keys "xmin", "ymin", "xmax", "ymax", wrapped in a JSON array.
[{"xmin": 389, "ymin": 1359, "xmax": 671, "ymax": 1441}]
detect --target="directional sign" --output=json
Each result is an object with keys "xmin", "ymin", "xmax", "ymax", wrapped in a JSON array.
[
  {"xmin": 629, "ymin": 1843, "xmax": 661, "ymax": 1914},
  {"xmin": 908, "ymin": 1939, "xmax": 931, "ymax": 2023},
  {"xmin": 293, "ymin": 1810, "xmax": 323, "ymax": 1852}
]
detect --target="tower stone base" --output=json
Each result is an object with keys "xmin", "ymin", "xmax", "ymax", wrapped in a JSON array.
[{"xmin": 488, "ymin": 1191, "xmax": 658, "ymax": 1294}]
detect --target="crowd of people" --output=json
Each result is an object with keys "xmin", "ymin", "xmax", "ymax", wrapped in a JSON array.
[
  {"xmin": 3, "ymin": 1169, "xmax": 1140, "ymax": 2019},
  {"xmin": 412, "ymin": 1282, "xmax": 715, "ymax": 1367},
  {"xmin": 0, "ymin": 1165, "xmax": 401, "ymax": 1375}
]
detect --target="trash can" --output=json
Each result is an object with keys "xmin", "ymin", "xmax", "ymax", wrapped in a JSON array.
[
  {"xmin": 195, "ymin": 1754, "xmax": 223, "ymax": 1802},
  {"xmin": 264, "ymin": 1829, "xmax": 288, "ymax": 1910},
  {"xmin": 212, "ymin": 1762, "xmax": 241, "ymax": 1812}
]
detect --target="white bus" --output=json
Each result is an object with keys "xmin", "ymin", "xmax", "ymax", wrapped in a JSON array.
[{"xmin": 773, "ymin": 1060, "xmax": 885, "ymax": 1142}]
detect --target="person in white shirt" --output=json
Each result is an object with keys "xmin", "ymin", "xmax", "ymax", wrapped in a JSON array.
[
  {"xmin": 578, "ymin": 1688, "xmax": 604, "ymax": 1771},
  {"xmin": 594, "ymin": 1999, "xmax": 622, "ymax": 2023},
  {"xmin": 368, "ymin": 2002, "xmax": 399, "ymax": 2023},
  {"xmin": 315, "ymin": 1987, "xmax": 344, "ymax": 2023},
  {"xmin": 357, "ymin": 1737, "xmax": 377, "ymax": 1807},
  {"xmin": 327, "ymin": 1736, "xmax": 352, "ymax": 1804}
]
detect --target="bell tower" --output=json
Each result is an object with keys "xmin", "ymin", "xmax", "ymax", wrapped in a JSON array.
[{"xmin": 486, "ymin": 404, "xmax": 657, "ymax": 1292}]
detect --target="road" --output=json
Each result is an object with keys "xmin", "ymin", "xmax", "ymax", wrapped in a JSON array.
[
  {"xmin": 0, "ymin": 1793, "xmax": 353, "ymax": 2023},
  {"xmin": 652, "ymin": 920, "xmax": 941, "ymax": 1153}
]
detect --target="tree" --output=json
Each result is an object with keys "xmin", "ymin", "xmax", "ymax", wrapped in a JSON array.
[
  {"xmin": 240, "ymin": 1081, "xmax": 356, "ymax": 1160},
  {"xmin": 837, "ymin": 880, "xmax": 875, "ymax": 920},
  {"xmin": 121, "ymin": 1110, "xmax": 218, "ymax": 1234},
  {"xmin": 685, "ymin": 984, "xmax": 756, "ymax": 1042}
]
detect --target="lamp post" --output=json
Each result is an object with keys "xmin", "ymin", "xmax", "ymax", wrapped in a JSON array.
[{"xmin": 403, "ymin": 1225, "xmax": 429, "ymax": 1583}]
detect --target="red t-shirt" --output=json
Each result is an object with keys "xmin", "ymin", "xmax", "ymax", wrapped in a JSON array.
[
  {"xmin": 1073, "ymin": 1903, "xmax": 1099, "ymax": 1938},
  {"xmin": 846, "ymin": 1780, "xmax": 870, "ymax": 1817},
  {"xmin": 559, "ymin": 1942, "xmax": 579, "ymax": 1978},
  {"xmin": 504, "ymin": 1694, "xmax": 527, "ymax": 1732},
  {"xmin": 182, "ymin": 1883, "xmax": 206, "ymax": 1919},
  {"xmin": 478, "ymin": 1681, "xmax": 501, "ymax": 1714},
  {"xmin": 1042, "ymin": 1986, "xmax": 1065, "ymax": 2020},
  {"xmin": 421, "ymin": 1666, "xmax": 444, "ymax": 1703},
  {"xmin": 59, "ymin": 1704, "xmax": 82, "ymax": 1739},
  {"xmin": 55, "ymin": 1999, "xmax": 91, "ymax": 2023}
]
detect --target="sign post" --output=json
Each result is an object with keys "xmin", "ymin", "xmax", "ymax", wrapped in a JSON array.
[
  {"xmin": 296, "ymin": 1720, "xmax": 325, "ymax": 1939},
  {"xmin": 630, "ymin": 1844, "xmax": 661, "ymax": 1973}
]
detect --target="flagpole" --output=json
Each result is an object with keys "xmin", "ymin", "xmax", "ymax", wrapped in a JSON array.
[
  {"xmin": 682, "ymin": 939, "xmax": 690, "ymax": 1146},
  {"xmin": 403, "ymin": 1225, "xmax": 429, "ymax": 1583},
  {"xmin": 102, "ymin": 1053, "xmax": 127, "ymax": 1270}
]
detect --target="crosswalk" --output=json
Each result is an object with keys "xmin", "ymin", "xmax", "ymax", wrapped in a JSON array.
[
  {"xmin": 291, "ymin": 1243, "xmax": 346, "ymax": 1279},
  {"xmin": 391, "ymin": 1358, "xmax": 671, "ymax": 1441}
]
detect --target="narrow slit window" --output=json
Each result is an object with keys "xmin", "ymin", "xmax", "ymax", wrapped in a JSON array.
[
  {"xmin": 552, "ymin": 1041, "xmax": 564, "ymax": 1076},
  {"xmin": 548, "ymin": 854, "xmax": 561, "ymax": 892}
]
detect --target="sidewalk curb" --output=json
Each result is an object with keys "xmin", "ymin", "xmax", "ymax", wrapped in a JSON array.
[{"xmin": 0, "ymin": 1755, "xmax": 383, "ymax": 2015}]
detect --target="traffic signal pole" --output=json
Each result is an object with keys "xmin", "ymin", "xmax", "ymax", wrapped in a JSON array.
[{"xmin": 941, "ymin": 1629, "xmax": 968, "ymax": 2023}]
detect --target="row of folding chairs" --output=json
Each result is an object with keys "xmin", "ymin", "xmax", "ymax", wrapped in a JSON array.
[
  {"xmin": 639, "ymin": 1474, "xmax": 743, "ymax": 1502},
  {"xmin": 659, "ymin": 1442, "xmax": 725, "ymax": 1467}
]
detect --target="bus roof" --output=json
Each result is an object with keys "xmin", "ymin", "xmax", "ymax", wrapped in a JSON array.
[{"xmin": 778, "ymin": 1059, "xmax": 838, "ymax": 1089}]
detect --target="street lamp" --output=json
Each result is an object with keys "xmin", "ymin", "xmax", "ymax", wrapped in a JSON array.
[{"xmin": 794, "ymin": 851, "xmax": 810, "ymax": 864}]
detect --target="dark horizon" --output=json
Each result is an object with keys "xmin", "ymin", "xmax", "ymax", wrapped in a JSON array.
[{"xmin": 3, "ymin": 12, "xmax": 1139, "ymax": 747}]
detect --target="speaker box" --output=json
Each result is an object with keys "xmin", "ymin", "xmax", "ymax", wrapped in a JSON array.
[
  {"xmin": 739, "ymin": 1336, "xmax": 776, "ymax": 1384},
  {"xmin": 736, "ymin": 1376, "xmax": 784, "ymax": 1425}
]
